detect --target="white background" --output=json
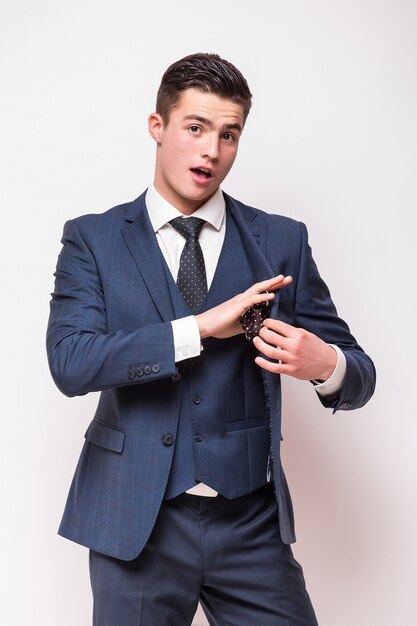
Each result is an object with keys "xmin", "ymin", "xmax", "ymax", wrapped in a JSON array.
[{"xmin": 1, "ymin": 1, "xmax": 416, "ymax": 624}]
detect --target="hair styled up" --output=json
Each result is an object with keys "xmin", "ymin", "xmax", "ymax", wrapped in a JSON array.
[{"xmin": 156, "ymin": 53, "xmax": 252, "ymax": 125}]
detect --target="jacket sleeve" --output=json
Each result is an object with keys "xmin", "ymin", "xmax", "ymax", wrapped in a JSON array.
[
  {"xmin": 292, "ymin": 221, "xmax": 376, "ymax": 412},
  {"xmin": 46, "ymin": 219, "xmax": 177, "ymax": 397}
]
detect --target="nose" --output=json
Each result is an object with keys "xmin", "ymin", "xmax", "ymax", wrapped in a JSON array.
[{"xmin": 201, "ymin": 133, "xmax": 220, "ymax": 160}]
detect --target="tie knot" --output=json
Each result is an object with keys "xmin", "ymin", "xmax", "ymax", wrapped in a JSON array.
[{"xmin": 170, "ymin": 216, "xmax": 206, "ymax": 240}]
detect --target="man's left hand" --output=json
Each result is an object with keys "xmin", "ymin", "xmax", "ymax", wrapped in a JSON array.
[{"xmin": 253, "ymin": 318, "xmax": 337, "ymax": 382}]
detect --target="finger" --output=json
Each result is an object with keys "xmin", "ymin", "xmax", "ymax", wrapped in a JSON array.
[
  {"xmin": 240, "ymin": 291, "xmax": 276, "ymax": 311},
  {"xmin": 246, "ymin": 275, "xmax": 292, "ymax": 295},
  {"xmin": 277, "ymin": 275, "xmax": 293, "ymax": 287},
  {"xmin": 253, "ymin": 335, "xmax": 291, "ymax": 362},
  {"xmin": 254, "ymin": 355, "xmax": 292, "ymax": 375},
  {"xmin": 257, "ymin": 326, "xmax": 290, "ymax": 349},
  {"xmin": 264, "ymin": 274, "xmax": 292, "ymax": 291},
  {"xmin": 262, "ymin": 317, "xmax": 298, "ymax": 337}
]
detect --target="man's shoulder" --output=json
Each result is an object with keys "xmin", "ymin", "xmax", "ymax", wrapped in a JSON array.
[
  {"xmin": 69, "ymin": 191, "xmax": 147, "ymax": 232},
  {"xmin": 224, "ymin": 192, "xmax": 303, "ymax": 232}
]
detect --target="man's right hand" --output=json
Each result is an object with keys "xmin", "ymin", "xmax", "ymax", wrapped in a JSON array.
[{"xmin": 196, "ymin": 275, "xmax": 292, "ymax": 340}]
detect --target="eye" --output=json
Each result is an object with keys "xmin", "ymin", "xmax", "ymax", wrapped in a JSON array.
[
  {"xmin": 189, "ymin": 125, "xmax": 202, "ymax": 134},
  {"xmin": 223, "ymin": 132, "xmax": 236, "ymax": 142}
]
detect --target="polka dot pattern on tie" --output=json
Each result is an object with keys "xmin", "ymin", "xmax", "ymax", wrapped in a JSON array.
[{"xmin": 170, "ymin": 217, "xmax": 208, "ymax": 314}]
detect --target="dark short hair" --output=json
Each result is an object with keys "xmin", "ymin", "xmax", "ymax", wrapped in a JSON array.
[{"xmin": 156, "ymin": 53, "xmax": 252, "ymax": 125}]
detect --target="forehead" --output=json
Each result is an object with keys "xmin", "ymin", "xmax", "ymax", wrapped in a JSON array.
[{"xmin": 171, "ymin": 88, "xmax": 244, "ymax": 127}]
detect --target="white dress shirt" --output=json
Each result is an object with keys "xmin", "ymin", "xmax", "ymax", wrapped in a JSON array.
[
  {"xmin": 146, "ymin": 184, "xmax": 225, "ymax": 363},
  {"xmin": 145, "ymin": 184, "xmax": 346, "ymax": 495}
]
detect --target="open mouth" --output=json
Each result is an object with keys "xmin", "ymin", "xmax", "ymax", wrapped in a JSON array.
[{"xmin": 190, "ymin": 167, "xmax": 212, "ymax": 179}]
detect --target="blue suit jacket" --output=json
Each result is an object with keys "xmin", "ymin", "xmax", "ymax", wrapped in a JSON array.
[{"xmin": 47, "ymin": 191, "xmax": 376, "ymax": 560}]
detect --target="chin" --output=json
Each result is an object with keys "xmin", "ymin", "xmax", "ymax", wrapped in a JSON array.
[{"xmin": 182, "ymin": 188, "xmax": 213, "ymax": 202}]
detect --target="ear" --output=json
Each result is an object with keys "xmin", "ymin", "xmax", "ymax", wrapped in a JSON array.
[{"xmin": 148, "ymin": 112, "xmax": 164, "ymax": 144}]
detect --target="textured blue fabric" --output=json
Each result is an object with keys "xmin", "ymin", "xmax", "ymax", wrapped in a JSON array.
[
  {"xmin": 89, "ymin": 485, "xmax": 318, "ymax": 626},
  {"xmin": 47, "ymin": 190, "xmax": 376, "ymax": 561},
  {"xmin": 164, "ymin": 210, "xmax": 270, "ymax": 499}
]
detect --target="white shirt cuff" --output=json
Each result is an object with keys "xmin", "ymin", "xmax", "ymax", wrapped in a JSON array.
[
  {"xmin": 171, "ymin": 316, "xmax": 202, "ymax": 362},
  {"xmin": 314, "ymin": 344, "xmax": 347, "ymax": 397}
]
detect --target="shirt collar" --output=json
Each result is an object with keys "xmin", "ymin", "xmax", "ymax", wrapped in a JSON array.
[{"xmin": 145, "ymin": 184, "xmax": 225, "ymax": 233}]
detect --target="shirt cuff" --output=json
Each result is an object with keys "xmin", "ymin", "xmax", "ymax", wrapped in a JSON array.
[
  {"xmin": 314, "ymin": 345, "xmax": 347, "ymax": 397},
  {"xmin": 171, "ymin": 316, "xmax": 202, "ymax": 362}
]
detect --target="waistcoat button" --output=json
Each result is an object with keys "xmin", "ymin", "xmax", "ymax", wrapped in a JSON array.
[
  {"xmin": 194, "ymin": 434, "xmax": 203, "ymax": 443},
  {"xmin": 171, "ymin": 372, "xmax": 182, "ymax": 382},
  {"xmin": 192, "ymin": 395, "xmax": 201, "ymax": 405},
  {"xmin": 162, "ymin": 433, "xmax": 174, "ymax": 446}
]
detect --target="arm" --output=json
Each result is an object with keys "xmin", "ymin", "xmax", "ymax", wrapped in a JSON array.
[
  {"xmin": 47, "ymin": 219, "xmax": 291, "ymax": 397},
  {"xmin": 254, "ymin": 221, "xmax": 376, "ymax": 411},
  {"xmin": 46, "ymin": 219, "xmax": 177, "ymax": 397},
  {"xmin": 196, "ymin": 274, "xmax": 293, "ymax": 339}
]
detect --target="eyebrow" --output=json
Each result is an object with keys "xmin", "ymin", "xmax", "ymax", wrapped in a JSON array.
[{"xmin": 183, "ymin": 115, "xmax": 242, "ymax": 133}]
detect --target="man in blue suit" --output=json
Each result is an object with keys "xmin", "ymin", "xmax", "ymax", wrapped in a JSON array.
[{"xmin": 47, "ymin": 53, "xmax": 375, "ymax": 625}]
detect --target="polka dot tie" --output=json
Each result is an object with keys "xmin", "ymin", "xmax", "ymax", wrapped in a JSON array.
[{"xmin": 170, "ymin": 217, "xmax": 208, "ymax": 314}]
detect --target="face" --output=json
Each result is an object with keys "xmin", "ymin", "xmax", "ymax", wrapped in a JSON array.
[{"xmin": 149, "ymin": 89, "xmax": 245, "ymax": 214}]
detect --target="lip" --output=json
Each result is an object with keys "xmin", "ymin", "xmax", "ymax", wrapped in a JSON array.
[{"xmin": 190, "ymin": 166, "xmax": 215, "ymax": 184}]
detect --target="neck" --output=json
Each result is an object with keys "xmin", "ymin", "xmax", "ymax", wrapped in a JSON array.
[{"xmin": 152, "ymin": 180, "xmax": 217, "ymax": 216}]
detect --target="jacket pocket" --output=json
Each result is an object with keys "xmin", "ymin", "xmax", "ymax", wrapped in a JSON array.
[
  {"xmin": 84, "ymin": 419, "xmax": 126, "ymax": 453},
  {"xmin": 225, "ymin": 417, "xmax": 266, "ymax": 432}
]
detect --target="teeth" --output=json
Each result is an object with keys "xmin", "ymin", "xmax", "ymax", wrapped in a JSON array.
[{"xmin": 194, "ymin": 167, "xmax": 211, "ymax": 178}]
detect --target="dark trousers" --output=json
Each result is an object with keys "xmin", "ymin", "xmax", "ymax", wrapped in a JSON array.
[{"xmin": 89, "ymin": 484, "xmax": 318, "ymax": 625}]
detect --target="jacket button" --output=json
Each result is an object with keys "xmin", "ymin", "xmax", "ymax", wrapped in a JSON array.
[
  {"xmin": 127, "ymin": 369, "xmax": 136, "ymax": 379},
  {"xmin": 162, "ymin": 433, "xmax": 174, "ymax": 446},
  {"xmin": 144, "ymin": 365, "xmax": 152, "ymax": 375},
  {"xmin": 192, "ymin": 395, "xmax": 201, "ymax": 405},
  {"xmin": 152, "ymin": 363, "xmax": 160, "ymax": 373},
  {"xmin": 171, "ymin": 372, "xmax": 182, "ymax": 382},
  {"xmin": 136, "ymin": 366, "xmax": 144, "ymax": 377},
  {"xmin": 194, "ymin": 434, "xmax": 203, "ymax": 443}
]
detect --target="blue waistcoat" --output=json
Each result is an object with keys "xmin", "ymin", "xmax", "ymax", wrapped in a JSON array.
[{"xmin": 164, "ymin": 209, "xmax": 270, "ymax": 499}]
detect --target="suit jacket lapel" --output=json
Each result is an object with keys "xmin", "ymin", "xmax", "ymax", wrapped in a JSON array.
[
  {"xmin": 224, "ymin": 193, "xmax": 283, "ymax": 422},
  {"xmin": 224, "ymin": 193, "xmax": 284, "ymax": 319},
  {"xmin": 225, "ymin": 193, "xmax": 274, "ymax": 280},
  {"xmin": 121, "ymin": 192, "xmax": 176, "ymax": 322},
  {"xmin": 121, "ymin": 190, "xmax": 285, "ymax": 324}
]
